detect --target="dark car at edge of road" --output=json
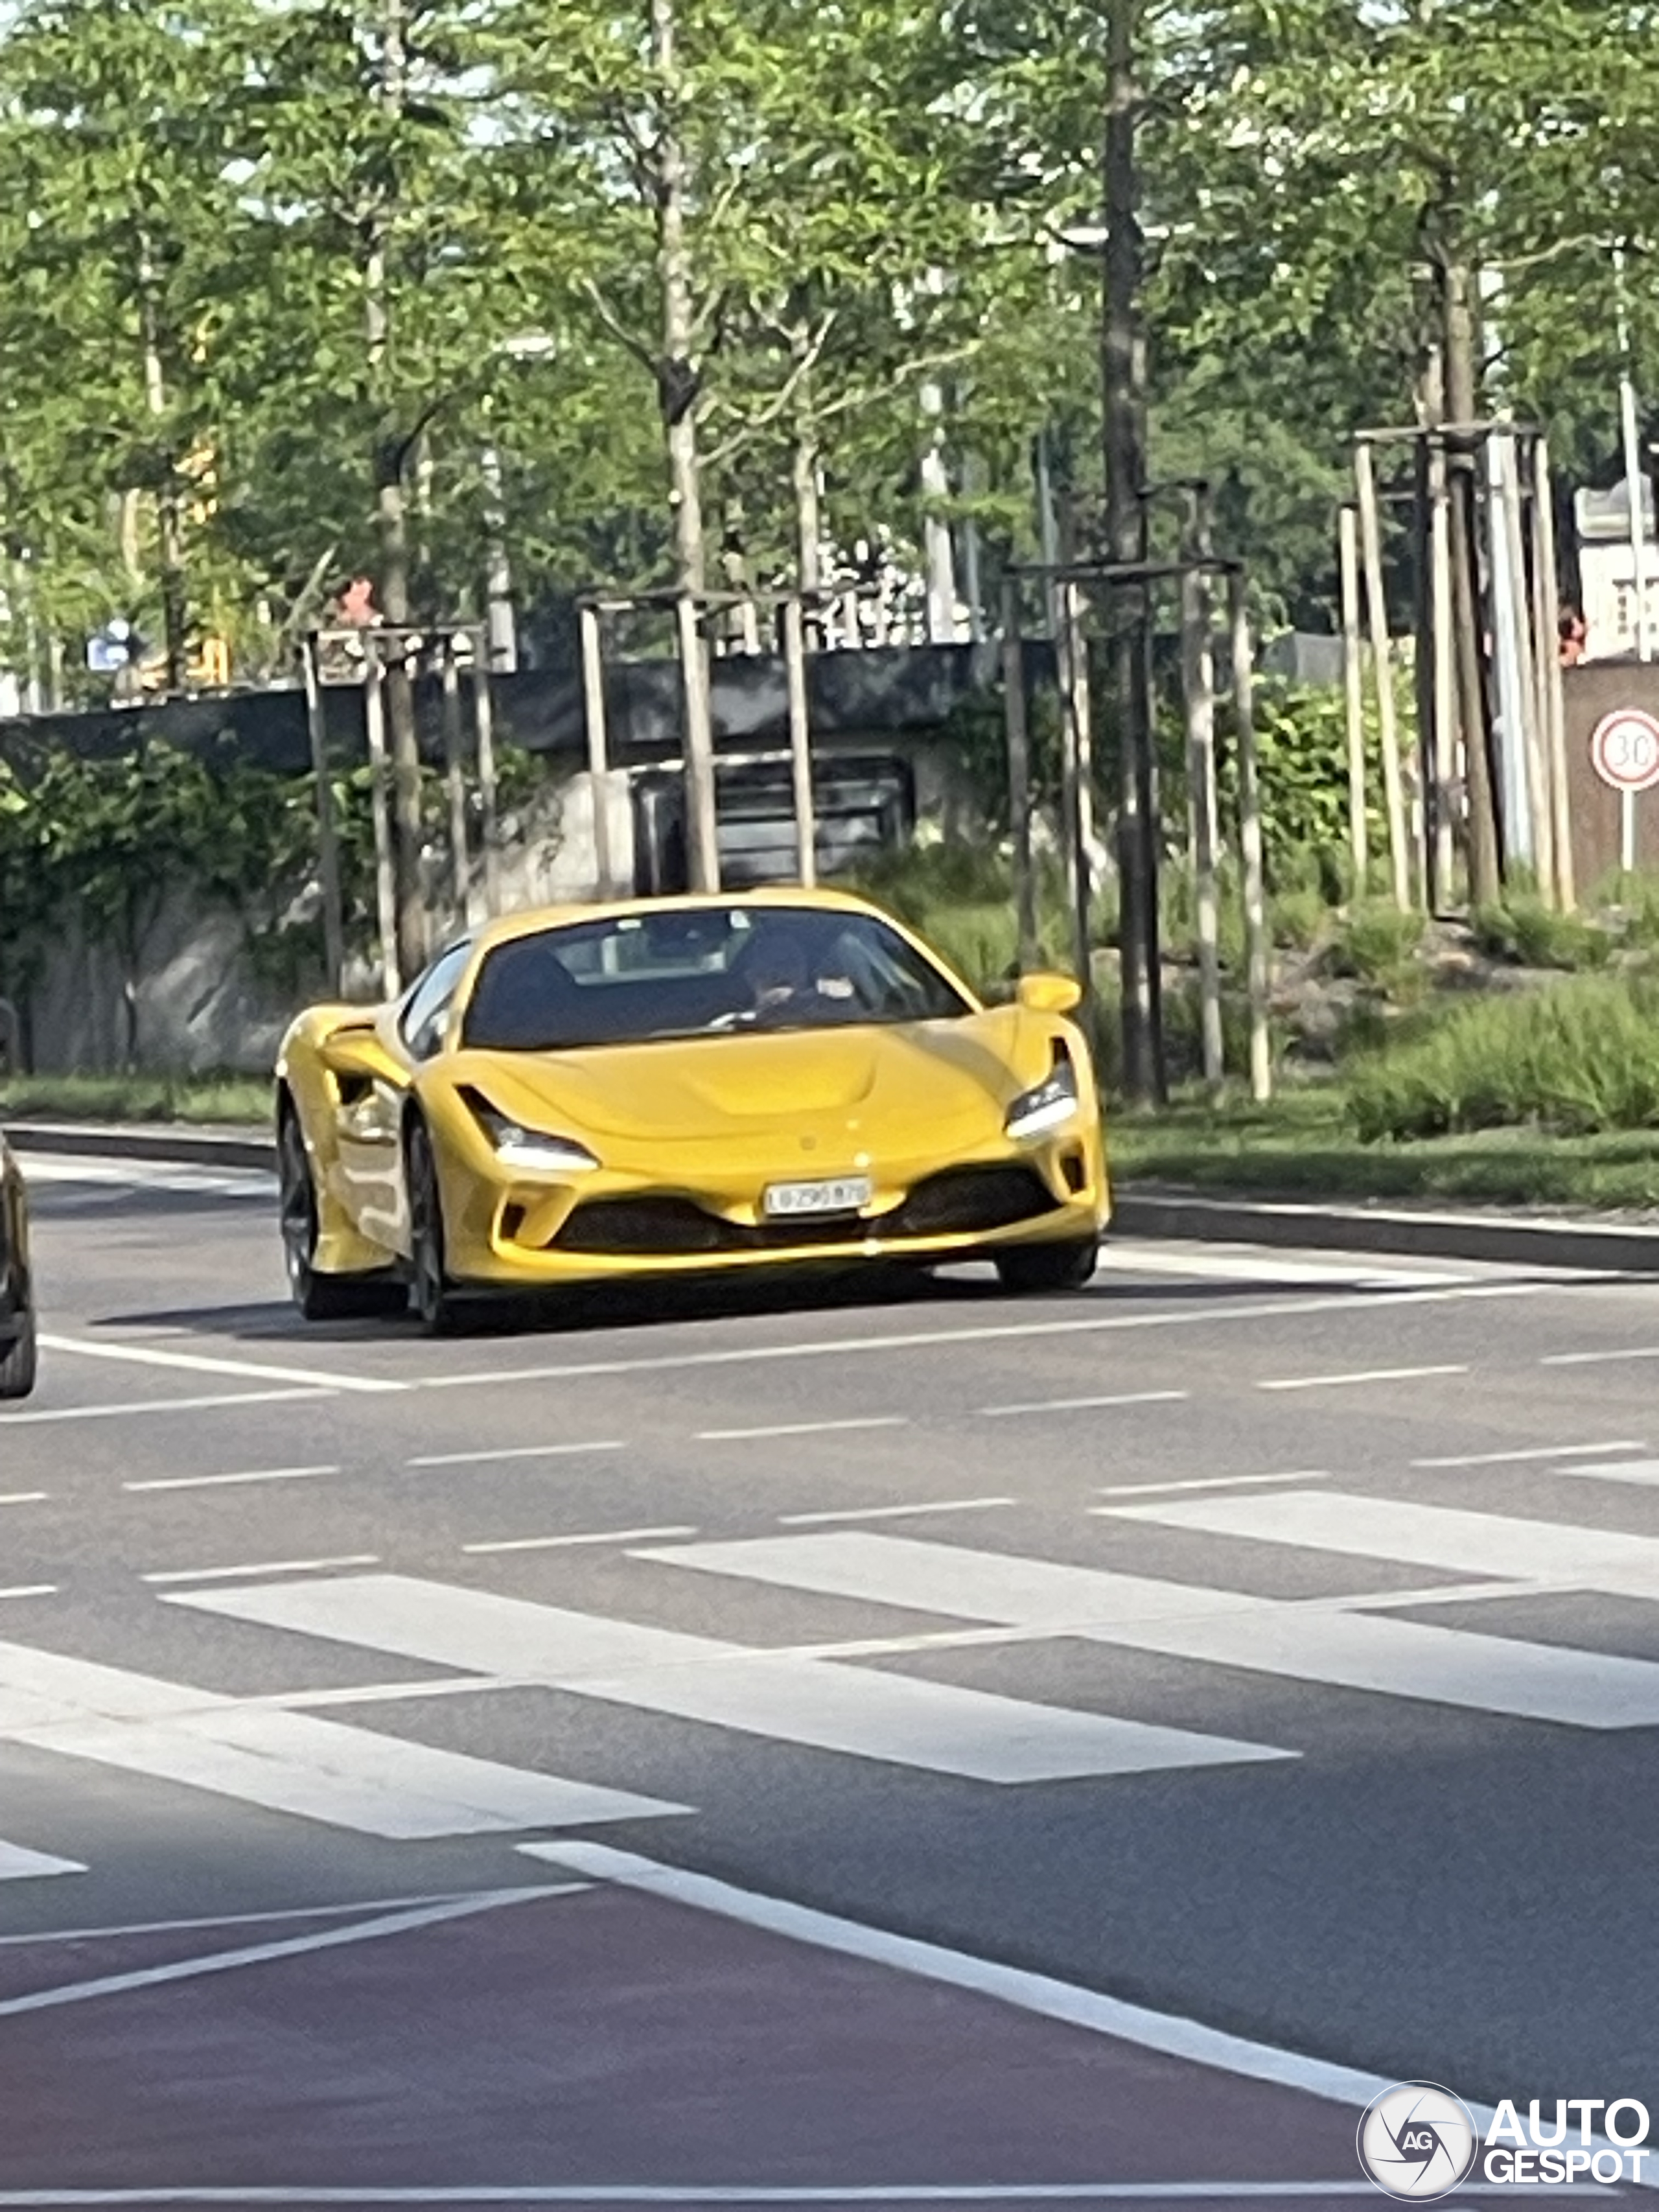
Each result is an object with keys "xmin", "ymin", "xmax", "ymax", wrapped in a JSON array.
[{"xmin": 0, "ymin": 1130, "xmax": 38, "ymax": 1398}]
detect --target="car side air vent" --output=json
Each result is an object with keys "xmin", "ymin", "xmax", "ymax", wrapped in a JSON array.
[{"xmin": 1050, "ymin": 1035, "xmax": 1073, "ymax": 1075}]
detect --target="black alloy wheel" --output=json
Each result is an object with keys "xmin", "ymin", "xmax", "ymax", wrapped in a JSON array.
[
  {"xmin": 0, "ymin": 1303, "xmax": 36, "ymax": 1399},
  {"xmin": 993, "ymin": 1237, "xmax": 1100, "ymax": 1294},
  {"xmin": 278, "ymin": 1102, "xmax": 400, "ymax": 1321},
  {"xmin": 406, "ymin": 1119, "xmax": 464, "ymax": 1336}
]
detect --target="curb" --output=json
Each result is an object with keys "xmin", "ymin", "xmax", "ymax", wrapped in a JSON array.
[
  {"xmin": 6, "ymin": 1121, "xmax": 1658, "ymax": 1275},
  {"xmin": 1113, "ymin": 1188, "xmax": 1659, "ymax": 1275},
  {"xmin": 3, "ymin": 1121, "xmax": 277, "ymax": 1174}
]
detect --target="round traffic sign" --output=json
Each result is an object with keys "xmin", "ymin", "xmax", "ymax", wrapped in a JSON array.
[{"xmin": 1590, "ymin": 707, "xmax": 1659, "ymax": 793}]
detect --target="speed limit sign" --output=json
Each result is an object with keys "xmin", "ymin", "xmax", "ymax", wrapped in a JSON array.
[{"xmin": 1590, "ymin": 708, "xmax": 1659, "ymax": 793}]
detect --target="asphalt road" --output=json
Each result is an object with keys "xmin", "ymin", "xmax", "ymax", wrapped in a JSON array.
[{"xmin": 6, "ymin": 1154, "xmax": 1659, "ymax": 2200}]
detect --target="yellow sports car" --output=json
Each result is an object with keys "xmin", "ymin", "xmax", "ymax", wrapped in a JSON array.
[{"xmin": 275, "ymin": 889, "xmax": 1108, "ymax": 1332}]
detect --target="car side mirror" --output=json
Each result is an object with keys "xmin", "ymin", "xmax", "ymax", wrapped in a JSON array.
[{"xmin": 1015, "ymin": 972, "xmax": 1083, "ymax": 1016}]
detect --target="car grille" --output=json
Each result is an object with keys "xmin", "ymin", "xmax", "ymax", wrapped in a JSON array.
[{"xmin": 551, "ymin": 1166, "xmax": 1058, "ymax": 1257}]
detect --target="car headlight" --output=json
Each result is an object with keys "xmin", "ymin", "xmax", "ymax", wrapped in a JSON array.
[
  {"xmin": 463, "ymin": 1091, "xmax": 600, "ymax": 1174},
  {"xmin": 1004, "ymin": 1063, "xmax": 1080, "ymax": 1141}
]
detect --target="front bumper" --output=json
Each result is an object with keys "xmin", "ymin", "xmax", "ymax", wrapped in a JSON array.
[{"xmin": 440, "ymin": 1130, "xmax": 1109, "ymax": 1288}]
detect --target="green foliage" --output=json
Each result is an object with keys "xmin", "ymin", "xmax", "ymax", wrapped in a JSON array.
[
  {"xmin": 1345, "ymin": 975, "xmax": 1659, "ymax": 1142},
  {"xmin": 1470, "ymin": 897, "xmax": 1613, "ymax": 972},
  {"xmin": 0, "ymin": 1071, "xmax": 270, "ymax": 1123},
  {"xmin": 1325, "ymin": 902, "xmax": 1425, "ymax": 992},
  {"xmin": 845, "ymin": 837, "xmax": 1087, "ymax": 996}
]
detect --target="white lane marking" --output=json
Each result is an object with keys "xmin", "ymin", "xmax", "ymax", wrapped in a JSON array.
[
  {"xmin": 0, "ymin": 1885, "xmax": 585, "ymax": 2020},
  {"xmin": 0, "ymin": 1841, "xmax": 84, "ymax": 1880},
  {"xmin": 408, "ymin": 1441, "xmax": 625, "ymax": 1469},
  {"xmin": 124, "ymin": 1465, "xmax": 338, "ymax": 1493},
  {"xmin": 1106, "ymin": 1488, "xmax": 1659, "ymax": 1611},
  {"xmin": 174, "ymin": 1573, "xmax": 1291, "ymax": 1784},
  {"xmin": 1412, "ymin": 1438, "xmax": 1645, "ymax": 1469},
  {"xmin": 0, "ymin": 1888, "xmax": 540, "ymax": 1948},
  {"xmin": 0, "ymin": 1636, "xmax": 683, "ymax": 1838},
  {"xmin": 421, "ymin": 1277, "xmax": 1554, "ymax": 1391},
  {"xmin": 1107, "ymin": 1241, "xmax": 1473, "ymax": 1289},
  {"xmin": 979, "ymin": 1391, "xmax": 1189, "ymax": 1418},
  {"xmin": 143, "ymin": 1554, "xmax": 380, "ymax": 1586},
  {"xmin": 0, "ymin": 1586, "xmax": 56, "ymax": 1600},
  {"xmin": 695, "ymin": 1416, "xmax": 908, "ymax": 1442},
  {"xmin": 1559, "ymin": 1459, "xmax": 1659, "ymax": 1487},
  {"xmin": 1095, "ymin": 1472, "xmax": 1329, "ymax": 1500},
  {"xmin": 463, "ymin": 1525, "xmax": 698, "ymax": 1555},
  {"xmin": 0, "ymin": 1388, "xmax": 337, "ymax": 1426},
  {"xmin": 651, "ymin": 1532, "xmax": 1659, "ymax": 1729},
  {"xmin": 523, "ymin": 1840, "xmax": 1394, "ymax": 2113},
  {"xmin": 1257, "ymin": 1364, "xmax": 1468, "ymax": 1393},
  {"xmin": 0, "ymin": 1492, "xmax": 47, "ymax": 1506},
  {"xmin": 1542, "ymin": 1345, "xmax": 1659, "ymax": 1366},
  {"xmin": 778, "ymin": 1498, "xmax": 1014, "ymax": 1527},
  {"xmin": 39, "ymin": 1334, "xmax": 404, "ymax": 1395}
]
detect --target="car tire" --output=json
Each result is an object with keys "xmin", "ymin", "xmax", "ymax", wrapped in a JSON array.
[
  {"xmin": 993, "ymin": 1237, "xmax": 1099, "ymax": 1294},
  {"xmin": 278, "ymin": 1102, "xmax": 401, "ymax": 1322},
  {"xmin": 405, "ymin": 1119, "xmax": 465, "ymax": 1337},
  {"xmin": 0, "ymin": 1306, "xmax": 36, "ymax": 1400}
]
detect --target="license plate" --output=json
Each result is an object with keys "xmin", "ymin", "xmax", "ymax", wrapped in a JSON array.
[{"xmin": 762, "ymin": 1175, "xmax": 873, "ymax": 1220}]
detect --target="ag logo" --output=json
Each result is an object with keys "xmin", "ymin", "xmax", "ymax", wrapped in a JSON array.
[{"xmin": 1356, "ymin": 2082, "xmax": 1479, "ymax": 2200}]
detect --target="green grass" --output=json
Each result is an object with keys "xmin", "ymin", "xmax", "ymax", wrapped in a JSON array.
[
  {"xmin": 1110, "ymin": 1091, "xmax": 1659, "ymax": 1212},
  {"xmin": 1469, "ymin": 896, "xmax": 1612, "ymax": 971},
  {"xmin": 0, "ymin": 1072, "xmax": 271, "ymax": 1126},
  {"xmin": 1344, "ymin": 973, "xmax": 1659, "ymax": 1141}
]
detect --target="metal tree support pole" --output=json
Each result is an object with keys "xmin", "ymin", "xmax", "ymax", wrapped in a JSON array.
[
  {"xmin": 677, "ymin": 593, "xmax": 721, "ymax": 891},
  {"xmin": 1354, "ymin": 442, "xmax": 1411, "ymax": 909},
  {"xmin": 300, "ymin": 636, "xmax": 345, "ymax": 994},
  {"xmin": 1338, "ymin": 505, "xmax": 1369, "ymax": 888},
  {"xmin": 1058, "ymin": 581, "xmax": 1091, "ymax": 994},
  {"xmin": 1179, "ymin": 537, "xmax": 1224, "ymax": 1093},
  {"xmin": 1532, "ymin": 435, "xmax": 1575, "ymax": 910},
  {"xmin": 1428, "ymin": 432, "xmax": 1457, "ymax": 908},
  {"xmin": 1001, "ymin": 579, "xmax": 1039, "ymax": 973},
  {"xmin": 1497, "ymin": 429, "xmax": 1553, "ymax": 902},
  {"xmin": 1062, "ymin": 579, "xmax": 1095, "ymax": 986},
  {"xmin": 362, "ymin": 651, "xmax": 401, "ymax": 997},
  {"xmin": 471, "ymin": 657, "xmax": 502, "ymax": 917},
  {"xmin": 439, "ymin": 644, "xmax": 470, "ymax": 920},
  {"xmin": 782, "ymin": 595, "xmax": 817, "ymax": 888},
  {"xmin": 579, "ymin": 602, "xmax": 614, "ymax": 899},
  {"xmin": 1230, "ymin": 574, "xmax": 1271, "ymax": 1103}
]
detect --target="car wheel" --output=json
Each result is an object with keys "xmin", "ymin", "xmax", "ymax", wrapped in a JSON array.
[
  {"xmin": 278, "ymin": 1103, "xmax": 400, "ymax": 1321},
  {"xmin": 406, "ymin": 1120, "xmax": 464, "ymax": 1336},
  {"xmin": 993, "ymin": 1237, "xmax": 1099, "ymax": 1294},
  {"xmin": 0, "ymin": 1306, "xmax": 36, "ymax": 1400}
]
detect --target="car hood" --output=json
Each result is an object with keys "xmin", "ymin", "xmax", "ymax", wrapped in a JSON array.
[{"xmin": 450, "ymin": 1017, "xmax": 1026, "ymax": 1145}]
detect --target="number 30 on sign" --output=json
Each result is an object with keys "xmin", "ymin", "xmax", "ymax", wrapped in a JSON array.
[{"xmin": 1590, "ymin": 708, "xmax": 1659, "ymax": 793}]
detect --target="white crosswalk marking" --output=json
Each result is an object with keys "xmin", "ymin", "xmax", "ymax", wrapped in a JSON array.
[
  {"xmin": 643, "ymin": 1533, "xmax": 1659, "ymax": 1728},
  {"xmin": 1102, "ymin": 1489, "xmax": 1659, "ymax": 1601},
  {"xmin": 170, "ymin": 1573, "xmax": 1292, "ymax": 1782},
  {"xmin": 1560, "ymin": 1460, "xmax": 1659, "ymax": 1488},
  {"xmin": 0, "ymin": 1637, "xmax": 682, "ymax": 1838},
  {"xmin": 0, "ymin": 1839, "xmax": 84, "ymax": 1880}
]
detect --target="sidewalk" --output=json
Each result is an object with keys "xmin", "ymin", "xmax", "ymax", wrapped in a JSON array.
[{"xmin": 0, "ymin": 1857, "xmax": 1375, "ymax": 2206}]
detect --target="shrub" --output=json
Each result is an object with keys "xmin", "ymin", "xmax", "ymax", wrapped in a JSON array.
[
  {"xmin": 1345, "ymin": 974, "xmax": 1659, "ymax": 1141},
  {"xmin": 1470, "ymin": 897, "xmax": 1611, "ymax": 971},
  {"xmin": 1327, "ymin": 903, "xmax": 1426, "ymax": 989}
]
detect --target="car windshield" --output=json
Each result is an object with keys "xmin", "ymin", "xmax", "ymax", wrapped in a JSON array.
[{"xmin": 460, "ymin": 905, "xmax": 973, "ymax": 1053}]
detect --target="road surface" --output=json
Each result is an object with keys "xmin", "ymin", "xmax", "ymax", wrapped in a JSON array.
[{"xmin": 4, "ymin": 1154, "xmax": 1659, "ymax": 2203}]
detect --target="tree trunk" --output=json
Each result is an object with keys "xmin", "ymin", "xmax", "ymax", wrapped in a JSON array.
[
  {"xmin": 1443, "ymin": 255, "xmax": 1501, "ymax": 903},
  {"xmin": 651, "ymin": 0, "xmax": 718, "ymax": 890},
  {"xmin": 792, "ymin": 369, "xmax": 822, "ymax": 641},
  {"xmin": 137, "ymin": 229, "xmax": 189, "ymax": 691},
  {"xmin": 369, "ymin": 0, "xmax": 426, "ymax": 981},
  {"xmin": 1102, "ymin": 0, "xmax": 1160, "ymax": 1100}
]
